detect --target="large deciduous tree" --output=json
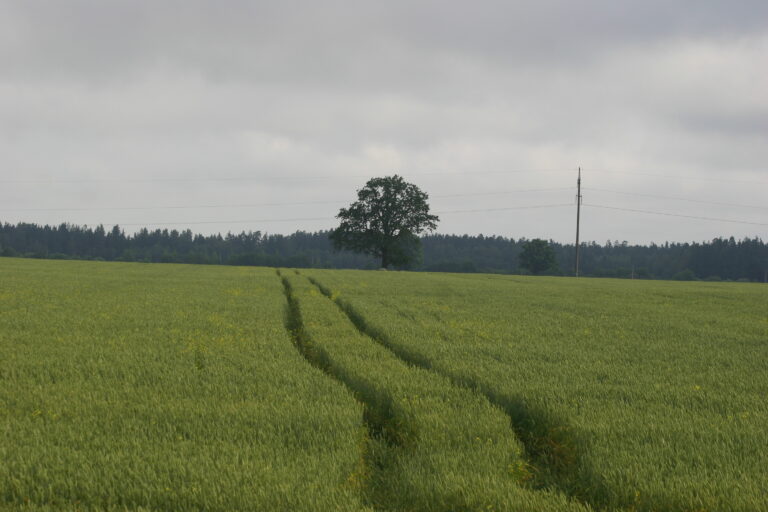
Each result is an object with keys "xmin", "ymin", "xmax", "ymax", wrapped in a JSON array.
[{"xmin": 330, "ymin": 175, "xmax": 439, "ymax": 268}]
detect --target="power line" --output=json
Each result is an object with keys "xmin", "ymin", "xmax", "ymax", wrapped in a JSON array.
[
  {"xmin": 38, "ymin": 203, "xmax": 574, "ymax": 228},
  {"xmin": 435, "ymin": 203, "xmax": 572, "ymax": 214},
  {"xmin": 0, "ymin": 170, "xmax": 573, "ymax": 184},
  {"xmin": 0, "ymin": 199, "xmax": 343, "ymax": 213},
  {"xmin": 2, "ymin": 168, "xmax": 766, "ymax": 185},
  {"xmin": 584, "ymin": 187, "xmax": 768, "ymax": 211},
  {"xmin": 0, "ymin": 175, "xmax": 362, "ymax": 184},
  {"xmin": 0, "ymin": 187, "xmax": 571, "ymax": 213},
  {"xmin": 433, "ymin": 187, "xmax": 571, "ymax": 199},
  {"xmin": 5, "ymin": 201, "xmax": 764, "ymax": 231},
  {"xmin": 6, "ymin": 200, "xmax": 763, "ymax": 228},
  {"xmin": 585, "ymin": 169, "xmax": 768, "ymax": 185},
  {"xmin": 117, "ymin": 216, "xmax": 332, "ymax": 227},
  {"xmin": 584, "ymin": 204, "xmax": 768, "ymax": 227}
]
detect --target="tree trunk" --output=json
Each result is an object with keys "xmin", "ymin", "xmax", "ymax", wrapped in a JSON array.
[{"xmin": 381, "ymin": 248, "xmax": 389, "ymax": 269}]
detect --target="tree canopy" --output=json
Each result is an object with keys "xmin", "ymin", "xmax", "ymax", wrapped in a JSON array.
[
  {"xmin": 519, "ymin": 238, "xmax": 558, "ymax": 275},
  {"xmin": 329, "ymin": 175, "xmax": 439, "ymax": 268},
  {"xmin": 1, "ymin": 222, "xmax": 765, "ymax": 281}
]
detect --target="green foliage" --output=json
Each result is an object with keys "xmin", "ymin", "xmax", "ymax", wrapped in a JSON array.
[
  {"xmin": 519, "ymin": 238, "xmax": 558, "ymax": 274},
  {"xmin": 4, "ymin": 257, "xmax": 767, "ymax": 511},
  {"xmin": 3, "ymin": 222, "xmax": 766, "ymax": 281},
  {"xmin": 282, "ymin": 272, "xmax": 586, "ymax": 511},
  {"xmin": 0, "ymin": 259, "xmax": 364, "ymax": 511},
  {"xmin": 673, "ymin": 268, "xmax": 697, "ymax": 280},
  {"xmin": 329, "ymin": 175, "xmax": 438, "ymax": 268},
  {"xmin": 308, "ymin": 269, "xmax": 768, "ymax": 512}
]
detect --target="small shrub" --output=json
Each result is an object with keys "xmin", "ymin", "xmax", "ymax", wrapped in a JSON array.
[{"xmin": 672, "ymin": 269, "xmax": 696, "ymax": 281}]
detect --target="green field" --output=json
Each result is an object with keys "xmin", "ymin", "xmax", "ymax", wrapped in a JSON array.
[{"xmin": 1, "ymin": 258, "xmax": 766, "ymax": 511}]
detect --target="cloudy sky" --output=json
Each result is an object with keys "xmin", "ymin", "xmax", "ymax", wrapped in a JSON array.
[{"xmin": 1, "ymin": 1, "xmax": 766, "ymax": 244}]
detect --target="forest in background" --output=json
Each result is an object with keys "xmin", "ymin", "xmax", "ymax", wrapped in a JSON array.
[{"xmin": 1, "ymin": 221, "xmax": 765, "ymax": 282}]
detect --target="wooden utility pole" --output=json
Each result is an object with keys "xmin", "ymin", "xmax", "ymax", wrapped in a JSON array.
[{"xmin": 575, "ymin": 167, "xmax": 582, "ymax": 277}]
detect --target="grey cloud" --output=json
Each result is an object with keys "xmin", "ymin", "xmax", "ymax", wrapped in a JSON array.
[
  {"xmin": 4, "ymin": 1, "xmax": 767, "ymax": 81},
  {"xmin": 0, "ymin": 1, "xmax": 766, "ymax": 244}
]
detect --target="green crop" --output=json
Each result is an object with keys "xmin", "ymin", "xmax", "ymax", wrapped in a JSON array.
[
  {"xmin": 307, "ymin": 269, "xmax": 768, "ymax": 512},
  {"xmin": 281, "ymin": 270, "xmax": 587, "ymax": 511},
  {"xmin": 3, "ymin": 257, "xmax": 766, "ymax": 511},
  {"xmin": 0, "ymin": 258, "xmax": 365, "ymax": 511}
]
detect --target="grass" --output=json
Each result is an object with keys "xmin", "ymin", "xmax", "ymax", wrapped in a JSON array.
[
  {"xmin": 0, "ymin": 258, "xmax": 366, "ymax": 511},
  {"xmin": 281, "ymin": 270, "xmax": 587, "ymax": 511},
  {"xmin": 306, "ymin": 269, "xmax": 768, "ymax": 511},
  {"xmin": 2, "ymin": 256, "xmax": 765, "ymax": 511}
]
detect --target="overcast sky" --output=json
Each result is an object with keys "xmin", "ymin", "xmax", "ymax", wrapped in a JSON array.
[{"xmin": 1, "ymin": 1, "xmax": 766, "ymax": 244}]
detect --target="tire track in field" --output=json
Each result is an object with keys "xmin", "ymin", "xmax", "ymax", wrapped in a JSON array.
[
  {"xmin": 277, "ymin": 270, "xmax": 399, "ymax": 511},
  {"xmin": 308, "ymin": 276, "xmax": 611, "ymax": 511}
]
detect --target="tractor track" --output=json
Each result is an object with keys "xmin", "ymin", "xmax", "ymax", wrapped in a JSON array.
[
  {"xmin": 278, "ymin": 270, "xmax": 402, "ymax": 511},
  {"xmin": 307, "ymin": 275, "xmax": 615, "ymax": 511}
]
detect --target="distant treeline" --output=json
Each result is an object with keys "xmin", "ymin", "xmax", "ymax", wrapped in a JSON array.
[{"xmin": 1, "ymin": 221, "xmax": 766, "ymax": 282}]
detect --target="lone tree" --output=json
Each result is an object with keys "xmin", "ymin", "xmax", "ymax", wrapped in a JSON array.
[
  {"xmin": 519, "ymin": 238, "xmax": 558, "ymax": 275},
  {"xmin": 330, "ymin": 175, "xmax": 439, "ymax": 268}
]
